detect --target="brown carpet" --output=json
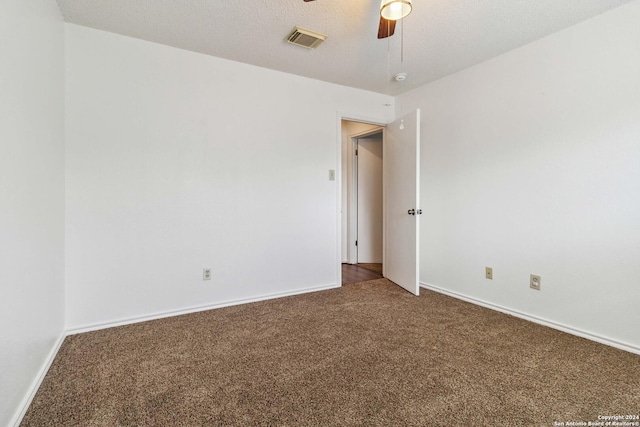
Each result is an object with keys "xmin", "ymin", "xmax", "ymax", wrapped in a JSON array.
[{"xmin": 22, "ymin": 279, "xmax": 640, "ymax": 426}]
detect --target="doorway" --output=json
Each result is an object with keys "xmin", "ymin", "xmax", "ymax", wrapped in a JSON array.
[
  {"xmin": 338, "ymin": 111, "xmax": 421, "ymax": 293},
  {"xmin": 341, "ymin": 120, "xmax": 384, "ymax": 282}
]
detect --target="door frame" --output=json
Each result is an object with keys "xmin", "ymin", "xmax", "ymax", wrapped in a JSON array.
[
  {"xmin": 336, "ymin": 113, "xmax": 387, "ymax": 286},
  {"xmin": 348, "ymin": 128, "xmax": 384, "ymax": 265}
]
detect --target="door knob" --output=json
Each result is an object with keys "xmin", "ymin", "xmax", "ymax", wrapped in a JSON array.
[{"xmin": 407, "ymin": 209, "xmax": 416, "ymax": 215}]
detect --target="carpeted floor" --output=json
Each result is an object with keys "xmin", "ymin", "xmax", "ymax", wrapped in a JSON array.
[{"xmin": 22, "ymin": 279, "xmax": 640, "ymax": 426}]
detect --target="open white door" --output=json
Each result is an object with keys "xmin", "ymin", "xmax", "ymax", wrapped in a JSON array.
[{"xmin": 384, "ymin": 109, "xmax": 420, "ymax": 295}]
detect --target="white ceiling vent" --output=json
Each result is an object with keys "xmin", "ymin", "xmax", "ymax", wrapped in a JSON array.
[{"xmin": 286, "ymin": 26, "xmax": 327, "ymax": 49}]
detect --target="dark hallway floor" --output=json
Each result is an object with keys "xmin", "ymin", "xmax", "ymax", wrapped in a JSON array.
[{"xmin": 341, "ymin": 263, "xmax": 383, "ymax": 285}]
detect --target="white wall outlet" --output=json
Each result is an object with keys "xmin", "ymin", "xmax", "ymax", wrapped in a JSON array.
[
  {"xmin": 530, "ymin": 274, "xmax": 541, "ymax": 290},
  {"xmin": 203, "ymin": 268, "xmax": 212, "ymax": 281},
  {"xmin": 329, "ymin": 169, "xmax": 336, "ymax": 181},
  {"xmin": 485, "ymin": 267, "xmax": 493, "ymax": 280}
]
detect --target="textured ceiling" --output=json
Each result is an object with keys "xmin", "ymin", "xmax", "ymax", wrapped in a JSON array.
[{"xmin": 56, "ymin": 0, "xmax": 634, "ymax": 95}]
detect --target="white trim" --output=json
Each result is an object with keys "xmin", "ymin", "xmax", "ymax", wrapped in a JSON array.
[
  {"xmin": 336, "ymin": 115, "xmax": 343, "ymax": 284},
  {"xmin": 349, "ymin": 128, "xmax": 385, "ymax": 139},
  {"xmin": 11, "ymin": 333, "xmax": 66, "ymax": 427},
  {"xmin": 420, "ymin": 282, "xmax": 640, "ymax": 356},
  {"xmin": 381, "ymin": 127, "xmax": 386, "ymax": 277},
  {"xmin": 67, "ymin": 283, "xmax": 340, "ymax": 335},
  {"xmin": 414, "ymin": 109, "xmax": 421, "ymax": 292}
]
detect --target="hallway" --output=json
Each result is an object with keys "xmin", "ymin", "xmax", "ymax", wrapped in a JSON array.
[{"xmin": 341, "ymin": 263, "xmax": 383, "ymax": 285}]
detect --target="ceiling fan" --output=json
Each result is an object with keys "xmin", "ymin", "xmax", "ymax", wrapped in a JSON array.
[{"xmin": 302, "ymin": 0, "xmax": 412, "ymax": 39}]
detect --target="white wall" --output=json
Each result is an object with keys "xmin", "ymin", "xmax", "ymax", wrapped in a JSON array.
[
  {"xmin": 65, "ymin": 25, "xmax": 392, "ymax": 330},
  {"xmin": 399, "ymin": 1, "xmax": 640, "ymax": 350},
  {"xmin": 0, "ymin": 0, "xmax": 65, "ymax": 425},
  {"xmin": 357, "ymin": 136, "xmax": 383, "ymax": 263}
]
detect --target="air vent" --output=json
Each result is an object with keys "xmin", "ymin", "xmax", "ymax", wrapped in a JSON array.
[{"xmin": 286, "ymin": 26, "xmax": 327, "ymax": 49}]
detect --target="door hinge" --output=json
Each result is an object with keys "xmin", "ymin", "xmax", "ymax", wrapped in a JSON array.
[
  {"xmin": 355, "ymin": 240, "xmax": 358, "ymax": 246},
  {"xmin": 355, "ymin": 149, "xmax": 358, "ymax": 155}
]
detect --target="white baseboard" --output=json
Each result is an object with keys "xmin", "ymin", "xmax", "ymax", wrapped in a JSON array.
[
  {"xmin": 420, "ymin": 282, "xmax": 640, "ymax": 356},
  {"xmin": 67, "ymin": 283, "xmax": 341, "ymax": 335},
  {"xmin": 11, "ymin": 333, "xmax": 66, "ymax": 427}
]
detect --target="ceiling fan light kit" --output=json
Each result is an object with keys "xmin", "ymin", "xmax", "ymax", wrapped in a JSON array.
[
  {"xmin": 380, "ymin": 0, "xmax": 412, "ymax": 21},
  {"xmin": 302, "ymin": 0, "xmax": 406, "ymax": 40}
]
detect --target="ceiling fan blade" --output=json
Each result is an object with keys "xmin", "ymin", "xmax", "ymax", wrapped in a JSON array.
[{"xmin": 377, "ymin": 17, "xmax": 396, "ymax": 39}]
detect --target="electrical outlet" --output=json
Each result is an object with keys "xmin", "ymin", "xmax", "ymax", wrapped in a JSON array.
[
  {"xmin": 203, "ymin": 268, "xmax": 212, "ymax": 281},
  {"xmin": 485, "ymin": 267, "xmax": 493, "ymax": 280},
  {"xmin": 329, "ymin": 169, "xmax": 336, "ymax": 181},
  {"xmin": 530, "ymin": 274, "xmax": 541, "ymax": 290}
]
